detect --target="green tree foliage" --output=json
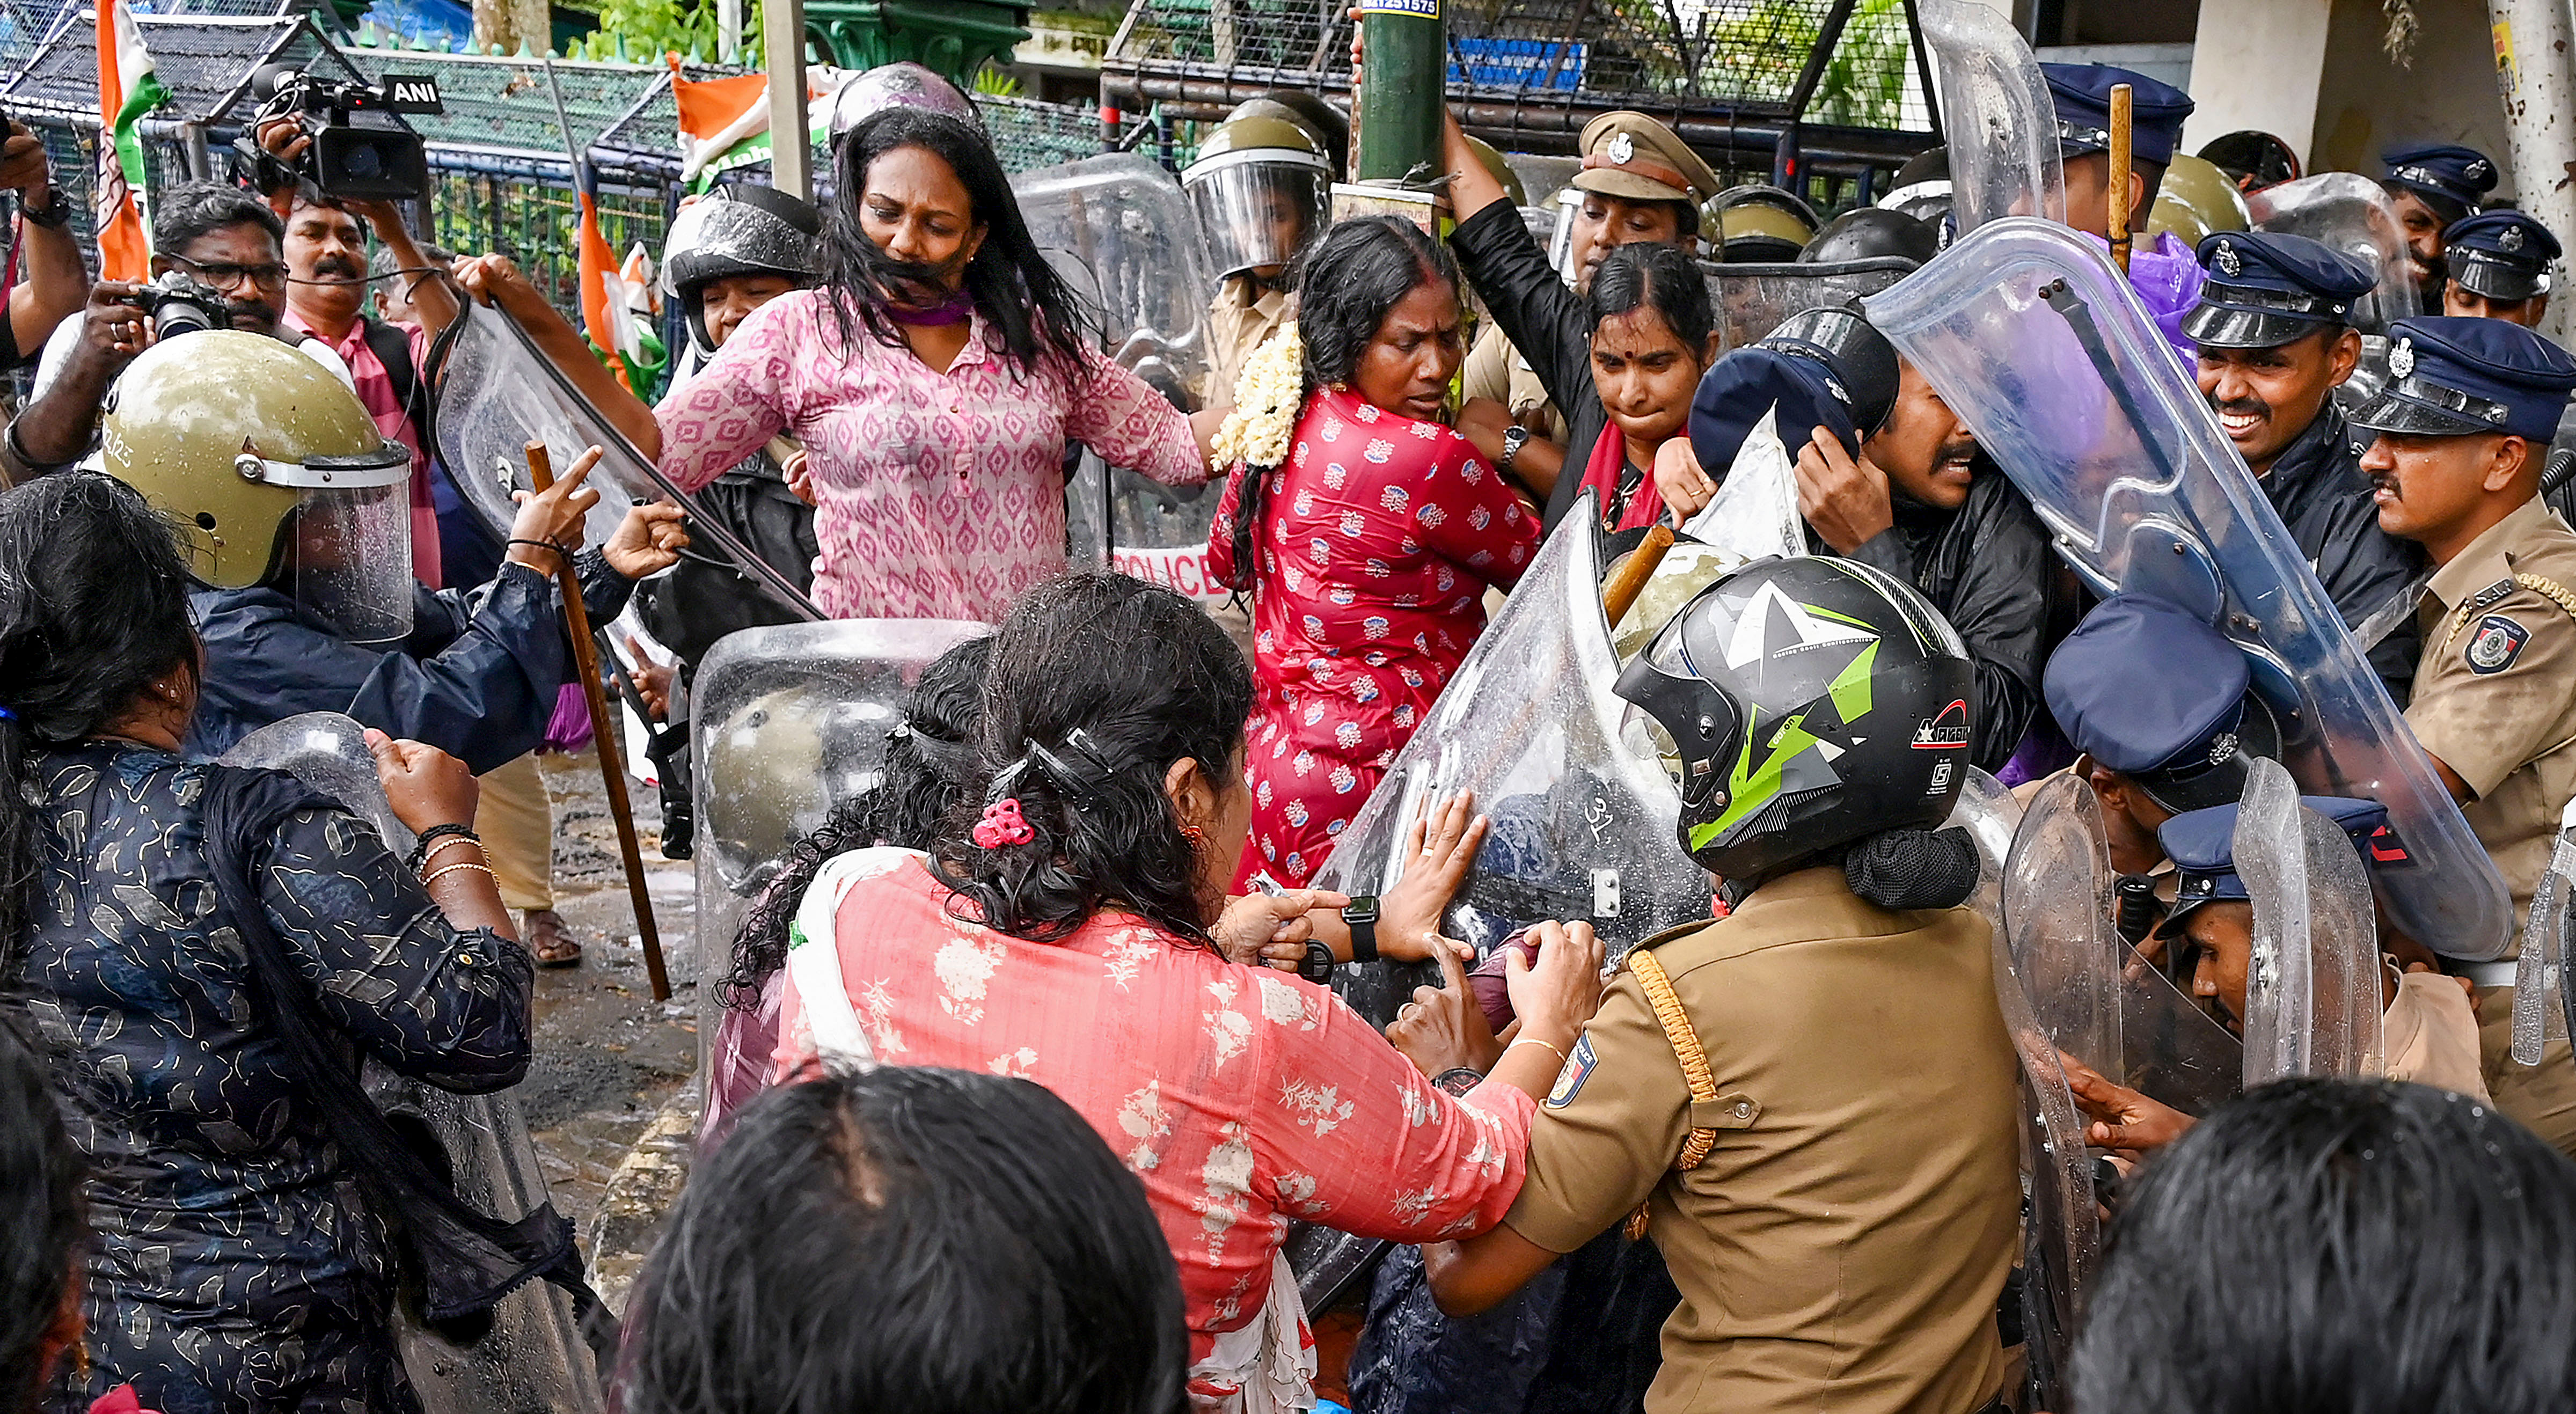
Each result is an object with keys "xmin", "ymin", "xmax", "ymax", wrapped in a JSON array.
[{"xmin": 571, "ymin": 0, "xmax": 762, "ymax": 63}]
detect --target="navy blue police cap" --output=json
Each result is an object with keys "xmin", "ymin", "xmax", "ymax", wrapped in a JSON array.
[
  {"xmin": 2443, "ymin": 210, "xmax": 2560, "ymax": 303},
  {"xmin": 2381, "ymin": 142, "xmax": 2499, "ymax": 219},
  {"xmin": 2160, "ymin": 795, "xmax": 2410, "ymax": 927},
  {"xmin": 2043, "ymin": 594, "xmax": 2282, "ymax": 814},
  {"xmin": 2182, "ymin": 231, "xmax": 2377, "ymax": 349},
  {"xmin": 2349, "ymin": 315, "xmax": 2576, "ymax": 442},
  {"xmin": 2041, "ymin": 63, "xmax": 2196, "ymax": 168},
  {"xmin": 1687, "ymin": 306, "xmax": 1896, "ymax": 478}
]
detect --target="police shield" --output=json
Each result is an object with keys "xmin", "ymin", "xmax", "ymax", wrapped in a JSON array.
[
  {"xmin": 428, "ymin": 301, "xmax": 819, "ymax": 622},
  {"xmin": 2006, "ymin": 774, "xmax": 2123, "ymax": 1082},
  {"xmin": 1309, "ymin": 495, "xmax": 1714, "ymax": 1016},
  {"xmin": 1919, "ymin": 0, "xmax": 2066, "ymax": 231},
  {"xmin": 1866, "ymin": 218, "xmax": 2515, "ymax": 962},
  {"xmin": 1609, "ymin": 407, "xmax": 1811, "ymax": 662},
  {"xmin": 218, "ymin": 714, "xmax": 605, "ymax": 1414},
  {"xmin": 1015, "ymin": 153, "xmax": 1231, "ymax": 602},
  {"xmin": 2234, "ymin": 757, "xmax": 2385, "ymax": 1084},
  {"xmin": 2244, "ymin": 172, "xmax": 2415, "ymax": 335},
  {"xmin": 2511, "ymin": 795, "xmax": 2576, "ymax": 1064},
  {"xmin": 690, "ymin": 619, "xmax": 987, "ymax": 1116},
  {"xmin": 1702, "ymin": 258, "xmax": 1920, "ymax": 354},
  {"xmin": 1946, "ymin": 768, "xmax": 2095, "ymax": 1411}
]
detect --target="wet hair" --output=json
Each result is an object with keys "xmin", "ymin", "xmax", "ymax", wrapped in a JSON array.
[
  {"xmin": 1589, "ymin": 241, "xmax": 1715, "ymax": 356},
  {"xmin": 0, "ymin": 1014, "xmax": 83, "ymax": 1413},
  {"xmin": 932, "ymin": 573, "xmax": 1251, "ymax": 946},
  {"xmin": 1226, "ymin": 214, "xmax": 1462, "ymax": 576},
  {"xmin": 2072, "ymin": 1078, "xmax": 2576, "ymax": 1414},
  {"xmin": 823, "ymin": 107, "xmax": 1095, "ymax": 376},
  {"xmin": 0, "ymin": 475, "xmax": 199, "ymax": 964},
  {"xmin": 151, "ymin": 180, "xmax": 285, "ymax": 254},
  {"xmin": 371, "ymin": 240, "xmax": 456, "ymax": 279},
  {"xmin": 723, "ymin": 635, "xmax": 993, "ymax": 1008},
  {"xmin": 618, "ymin": 1065, "xmax": 1189, "ymax": 1414}
]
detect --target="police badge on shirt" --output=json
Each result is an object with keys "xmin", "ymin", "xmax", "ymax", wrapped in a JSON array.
[{"xmin": 2467, "ymin": 614, "xmax": 2530, "ymax": 675}]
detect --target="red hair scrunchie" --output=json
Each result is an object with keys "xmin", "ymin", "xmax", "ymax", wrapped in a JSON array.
[{"xmin": 972, "ymin": 797, "xmax": 1034, "ymax": 848}]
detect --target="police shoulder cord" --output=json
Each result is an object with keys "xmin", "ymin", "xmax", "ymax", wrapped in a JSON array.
[
  {"xmin": 1624, "ymin": 949, "xmax": 1723, "ymax": 1239},
  {"xmin": 2438, "ymin": 571, "xmax": 2576, "ymax": 656}
]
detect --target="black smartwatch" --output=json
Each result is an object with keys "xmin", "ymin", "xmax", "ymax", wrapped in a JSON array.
[
  {"xmin": 1343, "ymin": 895, "xmax": 1381, "ymax": 964},
  {"xmin": 20, "ymin": 184, "xmax": 69, "ymax": 230}
]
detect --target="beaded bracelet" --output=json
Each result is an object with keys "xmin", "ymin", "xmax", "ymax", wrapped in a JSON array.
[
  {"xmin": 419, "ymin": 835, "xmax": 485, "ymax": 868},
  {"xmin": 421, "ymin": 861, "xmax": 495, "ymax": 890},
  {"xmin": 406, "ymin": 822, "xmax": 479, "ymax": 870}
]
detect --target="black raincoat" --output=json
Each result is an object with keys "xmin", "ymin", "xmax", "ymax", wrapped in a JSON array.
[{"xmin": 2252, "ymin": 401, "xmax": 2425, "ymax": 704}]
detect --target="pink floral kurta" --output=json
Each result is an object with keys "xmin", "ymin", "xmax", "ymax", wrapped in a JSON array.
[
  {"xmin": 1208, "ymin": 389, "xmax": 1540, "ymax": 887},
  {"xmin": 656, "ymin": 290, "xmax": 1205, "ymax": 620},
  {"xmin": 772, "ymin": 849, "xmax": 1536, "ymax": 1361}
]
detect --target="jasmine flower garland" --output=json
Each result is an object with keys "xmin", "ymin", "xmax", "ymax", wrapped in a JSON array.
[{"xmin": 1211, "ymin": 325, "xmax": 1307, "ymax": 473}]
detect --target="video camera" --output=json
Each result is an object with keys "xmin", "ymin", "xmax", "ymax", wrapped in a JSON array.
[{"xmin": 247, "ymin": 64, "xmax": 444, "ymax": 202}]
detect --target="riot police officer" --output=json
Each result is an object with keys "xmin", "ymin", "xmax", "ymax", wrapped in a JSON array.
[
  {"xmin": 2381, "ymin": 143, "xmax": 2500, "ymax": 313},
  {"xmin": 2441, "ymin": 209, "xmax": 2558, "ymax": 327},
  {"xmin": 1182, "ymin": 100, "xmax": 1335, "ymax": 405},
  {"xmin": 2354, "ymin": 315, "xmax": 2576, "ymax": 1153},
  {"xmin": 1423, "ymin": 556, "xmax": 2021, "ymax": 1414},
  {"xmin": 2183, "ymin": 230, "xmax": 2427, "ymax": 697},
  {"xmin": 2043, "ymin": 63, "xmax": 2202, "ymax": 355}
]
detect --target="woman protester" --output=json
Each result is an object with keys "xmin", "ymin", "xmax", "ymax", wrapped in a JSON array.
[
  {"xmin": 650, "ymin": 107, "xmax": 1220, "ymax": 621},
  {"xmin": 769, "ymin": 572, "xmax": 1604, "ymax": 1412},
  {"xmin": 1430, "ymin": 110, "xmax": 1718, "ymax": 531},
  {"xmin": 0, "ymin": 474, "xmax": 537, "ymax": 1414},
  {"xmin": 622, "ymin": 1067, "xmax": 1190, "ymax": 1414},
  {"xmin": 1206, "ymin": 216, "xmax": 1540, "ymax": 889}
]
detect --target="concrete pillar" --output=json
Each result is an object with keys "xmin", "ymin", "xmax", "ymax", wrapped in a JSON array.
[
  {"xmin": 2179, "ymin": 0, "xmax": 2333, "ymax": 166},
  {"xmin": 2487, "ymin": 0, "xmax": 2576, "ymax": 341}
]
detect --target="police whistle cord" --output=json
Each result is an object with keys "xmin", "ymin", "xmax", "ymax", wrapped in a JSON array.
[{"xmin": 528, "ymin": 441, "xmax": 674, "ymax": 1001}]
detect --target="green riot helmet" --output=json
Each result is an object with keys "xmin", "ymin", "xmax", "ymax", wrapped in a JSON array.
[
  {"xmin": 2148, "ymin": 153, "xmax": 2252, "ymax": 248},
  {"xmin": 1710, "ymin": 184, "xmax": 1821, "ymax": 263},
  {"xmin": 1615, "ymin": 555, "xmax": 1975, "ymax": 880},
  {"xmin": 1462, "ymin": 134, "xmax": 1528, "ymax": 207},
  {"xmin": 1183, "ymin": 112, "xmax": 1333, "ymax": 281},
  {"xmin": 98, "ymin": 330, "xmax": 415, "ymax": 642}
]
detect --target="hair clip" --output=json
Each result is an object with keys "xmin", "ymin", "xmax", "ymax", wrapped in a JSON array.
[{"xmin": 971, "ymin": 797, "xmax": 1034, "ymax": 849}]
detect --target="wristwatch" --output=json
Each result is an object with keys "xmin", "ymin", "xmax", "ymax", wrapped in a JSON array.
[
  {"xmin": 1298, "ymin": 941, "xmax": 1335, "ymax": 985},
  {"xmin": 21, "ymin": 182, "xmax": 69, "ymax": 230},
  {"xmin": 1498, "ymin": 423, "xmax": 1531, "ymax": 475},
  {"xmin": 1343, "ymin": 895, "xmax": 1381, "ymax": 964},
  {"xmin": 1432, "ymin": 1067, "xmax": 1484, "ymax": 1097}
]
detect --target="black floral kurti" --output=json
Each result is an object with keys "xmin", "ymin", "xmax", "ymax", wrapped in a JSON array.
[{"xmin": 20, "ymin": 742, "xmax": 534, "ymax": 1414}]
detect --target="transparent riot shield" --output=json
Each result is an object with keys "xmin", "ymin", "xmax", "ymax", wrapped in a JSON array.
[
  {"xmin": 2006, "ymin": 774, "xmax": 2123, "ymax": 1083},
  {"xmin": 1919, "ymin": 0, "xmax": 2066, "ymax": 232},
  {"xmin": 1610, "ymin": 407, "xmax": 1810, "ymax": 661},
  {"xmin": 218, "ymin": 714, "xmax": 605, "ymax": 1414},
  {"xmin": 2512, "ymin": 796, "xmax": 2576, "ymax": 1064},
  {"xmin": 1310, "ymin": 496, "xmax": 1713, "ymax": 1021},
  {"xmin": 690, "ymin": 619, "xmax": 987, "ymax": 1108},
  {"xmin": 2235, "ymin": 758, "xmax": 2384, "ymax": 1085},
  {"xmin": 428, "ymin": 302, "xmax": 820, "ymax": 623},
  {"xmin": 1017, "ymin": 152, "xmax": 1229, "ymax": 598},
  {"xmin": 2244, "ymin": 173, "xmax": 2415, "ymax": 335},
  {"xmin": 1702, "ymin": 258, "xmax": 1920, "ymax": 353},
  {"xmin": 1866, "ymin": 218, "xmax": 2514, "ymax": 962},
  {"xmin": 1947, "ymin": 768, "xmax": 2094, "ymax": 1412}
]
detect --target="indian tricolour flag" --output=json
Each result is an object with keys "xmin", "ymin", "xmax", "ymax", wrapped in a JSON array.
[{"xmin": 94, "ymin": 0, "xmax": 167, "ymax": 281}]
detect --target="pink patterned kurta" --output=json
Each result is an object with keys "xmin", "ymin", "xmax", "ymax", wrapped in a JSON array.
[
  {"xmin": 656, "ymin": 289, "xmax": 1205, "ymax": 620},
  {"xmin": 772, "ymin": 849, "xmax": 1535, "ymax": 1362},
  {"xmin": 1207, "ymin": 389, "xmax": 1540, "ymax": 887}
]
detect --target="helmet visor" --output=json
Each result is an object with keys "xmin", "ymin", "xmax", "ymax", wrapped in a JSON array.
[
  {"xmin": 287, "ymin": 482, "xmax": 415, "ymax": 644},
  {"xmin": 1185, "ymin": 151, "xmax": 1328, "ymax": 280}
]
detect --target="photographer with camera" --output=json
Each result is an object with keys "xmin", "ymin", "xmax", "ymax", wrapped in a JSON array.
[
  {"xmin": 1, "ymin": 182, "xmax": 355, "ymax": 485},
  {"xmin": 0, "ymin": 116, "xmax": 85, "ymax": 374}
]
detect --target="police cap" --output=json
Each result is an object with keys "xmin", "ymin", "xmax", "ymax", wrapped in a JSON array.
[
  {"xmin": 2443, "ymin": 210, "xmax": 2560, "ymax": 303},
  {"xmin": 1574, "ymin": 111, "xmax": 1723, "ymax": 208},
  {"xmin": 2043, "ymin": 594, "xmax": 2282, "ymax": 814},
  {"xmin": 2381, "ymin": 142, "xmax": 2499, "ymax": 221},
  {"xmin": 2349, "ymin": 314, "xmax": 2576, "ymax": 442},
  {"xmin": 2041, "ymin": 63, "xmax": 2196, "ymax": 167},
  {"xmin": 2160, "ymin": 796, "xmax": 2406, "ymax": 927},
  {"xmin": 2182, "ymin": 231, "xmax": 2376, "ymax": 349}
]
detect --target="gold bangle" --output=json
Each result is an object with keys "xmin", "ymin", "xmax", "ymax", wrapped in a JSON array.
[
  {"xmin": 1506, "ymin": 1036, "xmax": 1567, "ymax": 1067},
  {"xmin": 421, "ymin": 861, "xmax": 496, "ymax": 889},
  {"xmin": 420, "ymin": 836, "xmax": 485, "ymax": 867}
]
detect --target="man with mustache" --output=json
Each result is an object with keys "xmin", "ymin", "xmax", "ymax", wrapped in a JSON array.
[
  {"xmin": 2357, "ymin": 316, "xmax": 2576, "ymax": 1154},
  {"xmin": 2382, "ymin": 144, "xmax": 2499, "ymax": 314},
  {"xmin": 2183, "ymin": 231, "xmax": 2426, "ymax": 700}
]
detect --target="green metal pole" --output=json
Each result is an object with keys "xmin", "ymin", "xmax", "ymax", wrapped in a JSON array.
[{"xmin": 1354, "ymin": 1, "xmax": 1444, "ymax": 184}]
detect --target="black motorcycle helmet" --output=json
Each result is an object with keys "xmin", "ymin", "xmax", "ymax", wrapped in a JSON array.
[
  {"xmin": 661, "ymin": 184, "xmax": 825, "ymax": 356},
  {"xmin": 1799, "ymin": 207, "xmax": 1941, "ymax": 268},
  {"xmin": 1615, "ymin": 556, "xmax": 1975, "ymax": 880}
]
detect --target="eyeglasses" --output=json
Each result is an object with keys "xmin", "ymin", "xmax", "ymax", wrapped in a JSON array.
[{"xmin": 167, "ymin": 253, "xmax": 290, "ymax": 294}]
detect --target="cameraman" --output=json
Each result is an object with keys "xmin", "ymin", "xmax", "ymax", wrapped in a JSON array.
[
  {"xmin": 1, "ymin": 181, "xmax": 353, "ymax": 485},
  {"xmin": 0, "ymin": 118, "xmax": 85, "ymax": 371}
]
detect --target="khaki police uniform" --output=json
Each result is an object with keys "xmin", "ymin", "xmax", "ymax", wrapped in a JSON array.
[
  {"xmin": 1206, "ymin": 275, "xmax": 1291, "ymax": 408},
  {"xmin": 2404, "ymin": 493, "xmax": 2576, "ymax": 1153},
  {"xmin": 1504, "ymin": 868, "xmax": 2020, "ymax": 1414}
]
